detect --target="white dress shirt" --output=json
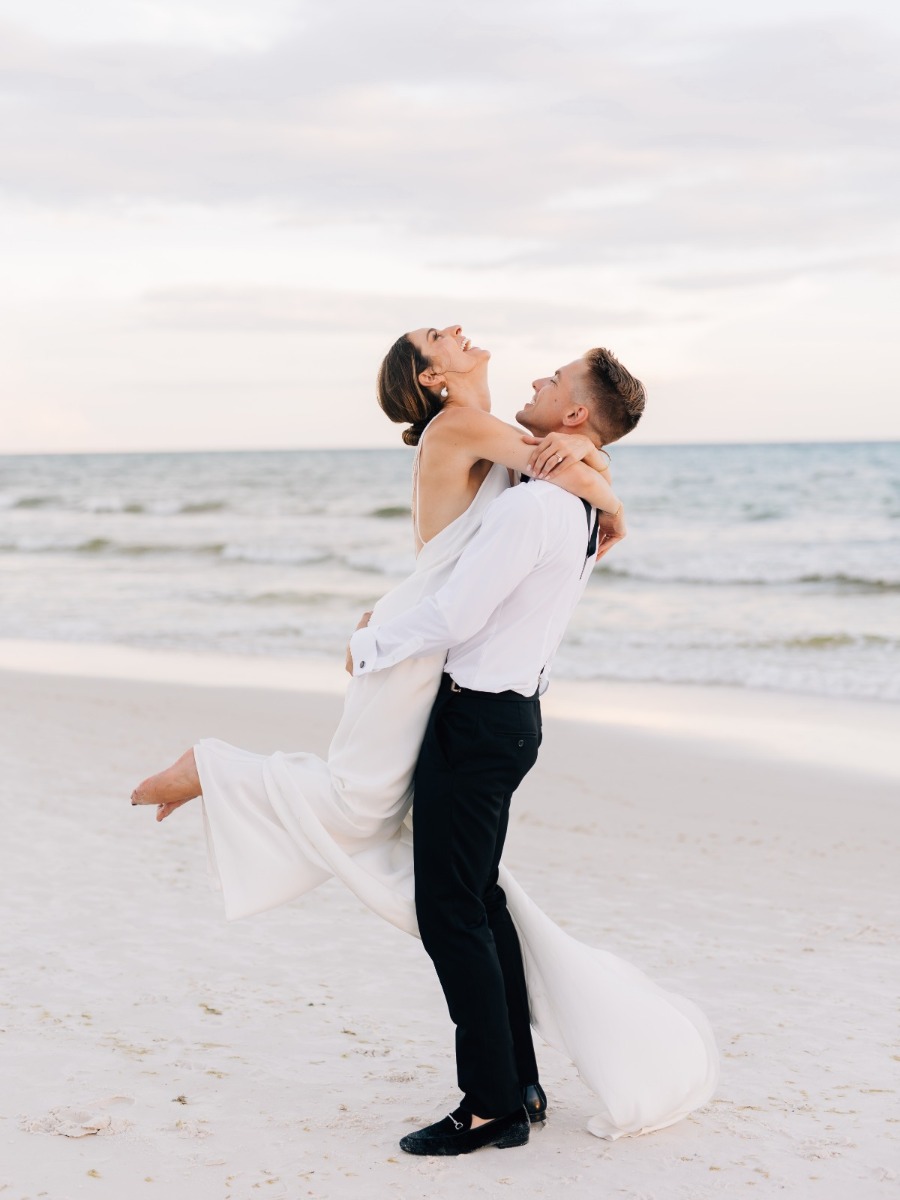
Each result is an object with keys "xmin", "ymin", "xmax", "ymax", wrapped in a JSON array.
[{"xmin": 350, "ymin": 480, "xmax": 598, "ymax": 696}]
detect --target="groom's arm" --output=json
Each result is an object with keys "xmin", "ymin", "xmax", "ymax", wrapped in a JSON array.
[{"xmin": 349, "ymin": 487, "xmax": 546, "ymax": 676}]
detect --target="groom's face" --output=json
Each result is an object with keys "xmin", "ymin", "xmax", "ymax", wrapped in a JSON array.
[{"xmin": 517, "ymin": 357, "xmax": 591, "ymax": 436}]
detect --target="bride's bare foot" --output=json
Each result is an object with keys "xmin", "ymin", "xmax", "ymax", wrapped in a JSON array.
[{"xmin": 131, "ymin": 749, "xmax": 201, "ymax": 822}]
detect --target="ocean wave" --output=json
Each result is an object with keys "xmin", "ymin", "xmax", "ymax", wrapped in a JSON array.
[
  {"xmin": 174, "ymin": 500, "xmax": 229, "ymax": 515},
  {"xmin": 2, "ymin": 495, "xmax": 229, "ymax": 516},
  {"xmin": 553, "ymin": 655, "xmax": 900, "ymax": 703},
  {"xmin": 78, "ymin": 497, "xmax": 147, "ymax": 514},
  {"xmin": 342, "ymin": 552, "xmax": 414, "ymax": 576},
  {"xmin": 219, "ymin": 543, "xmax": 330, "ymax": 566},
  {"xmin": 750, "ymin": 633, "xmax": 897, "ymax": 650},
  {"xmin": 742, "ymin": 506, "xmax": 785, "ymax": 521},
  {"xmin": 0, "ymin": 536, "xmax": 228, "ymax": 556},
  {"xmin": 369, "ymin": 505, "xmax": 412, "ymax": 519},
  {"xmin": 243, "ymin": 589, "xmax": 365, "ymax": 606},
  {"xmin": 11, "ymin": 495, "xmax": 62, "ymax": 510},
  {"xmin": 77, "ymin": 538, "xmax": 228, "ymax": 556},
  {"xmin": 0, "ymin": 536, "xmax": 339, "ymax": 563},
  {"xmin": 595, "ymin": 565, "xmax": 900, "ymax": 591},
  {"xmin": 554, "ymin": 631, "xmax": 900, "ymax": 701},
  {"xmin": 797, "ymin": 573, "xmax": 900, "ymax": 592}
]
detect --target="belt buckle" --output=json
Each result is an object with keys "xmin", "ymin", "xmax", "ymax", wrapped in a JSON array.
[{"xmin": 449, "ymin": 679, "xmax": 462, "ymax": 694}]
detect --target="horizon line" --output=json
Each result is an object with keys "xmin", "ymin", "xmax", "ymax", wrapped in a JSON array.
[{"xmin": 1, "ymin": 437, "xmax": 898, "ymax": 458}]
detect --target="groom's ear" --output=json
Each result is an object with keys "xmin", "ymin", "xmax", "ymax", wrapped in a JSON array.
[{"xmin": 562, "ymin": 404, "xmax": 591, "ymax": 429}]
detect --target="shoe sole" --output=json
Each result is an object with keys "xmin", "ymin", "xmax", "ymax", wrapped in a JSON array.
[{"xmin": 400, "ymin": 1125, "xmax": 530, "ymax": 1156}]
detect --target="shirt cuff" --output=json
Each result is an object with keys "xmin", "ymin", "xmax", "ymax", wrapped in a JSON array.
[{"xmin": 350, "ymin": 625, "xmax": 379, "ymax": 676}]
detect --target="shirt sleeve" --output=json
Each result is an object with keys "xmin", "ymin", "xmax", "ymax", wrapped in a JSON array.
[{"xmin": 350, "ymin": 487, "xmax": 546, "ymax": 676}]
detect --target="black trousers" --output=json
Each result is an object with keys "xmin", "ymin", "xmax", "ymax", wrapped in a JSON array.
[{"xmin": 413, "ymin": 672, "xmax": 542, "ymax": 1117}]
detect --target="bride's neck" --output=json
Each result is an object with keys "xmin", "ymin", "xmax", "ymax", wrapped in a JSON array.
[{"xmin": 442, "ymin": 370, "xmax": 491, "ymax": 413}]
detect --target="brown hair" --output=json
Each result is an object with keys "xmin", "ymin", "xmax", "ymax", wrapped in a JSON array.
[
  {"xmin": 583, "ymin": 348, "xmax": 646, "ymax": 445},
  {"xmin": 376, "ymin": 334, "xmax": 444, "ymax": 447}
]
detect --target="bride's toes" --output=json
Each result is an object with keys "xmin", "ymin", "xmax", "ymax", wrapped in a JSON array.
[
  {"xmin": 131, "ymin": 753, "xmax": 200, "ymax": 811},
  {"xmin": 131, "ymin": 781, "xmax": 155, "ymax": 806},
  {"xmin": 156, "ymin": 799, "xmax": 189, "ymax": 821}
]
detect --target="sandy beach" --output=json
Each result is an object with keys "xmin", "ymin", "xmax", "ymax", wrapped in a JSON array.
[{"xmin": 1, "ymin": 651, "xmax": 897, "ymax": 1200}]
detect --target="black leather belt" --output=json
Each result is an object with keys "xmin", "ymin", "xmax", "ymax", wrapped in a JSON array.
[{"xmin": 440, "ymin": 673, "xmax": 540, "ymax": 702}]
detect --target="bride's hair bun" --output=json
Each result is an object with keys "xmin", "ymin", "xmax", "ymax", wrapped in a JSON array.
[{"xmin": 403, "ymin": 423, "xmax": 424, "ymax": 447}]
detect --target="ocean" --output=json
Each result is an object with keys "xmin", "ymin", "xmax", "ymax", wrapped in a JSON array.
[{"xmin": 1, "ymin": 442, "xmax": 898, "ymax": 702}]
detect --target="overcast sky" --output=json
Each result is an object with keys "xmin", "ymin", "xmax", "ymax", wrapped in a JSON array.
[{"xmin": 1, "ymin": 0, "xmax": 898, "ymax": 451}]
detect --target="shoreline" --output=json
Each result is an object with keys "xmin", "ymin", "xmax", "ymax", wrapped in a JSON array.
[{"xmin": 0, "ymin": 635, "xmax": 896, "ymax": 783}]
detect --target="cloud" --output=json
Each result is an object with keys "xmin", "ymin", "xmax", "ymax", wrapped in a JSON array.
[
  {"xmin": 657, "ymin": 252, "xmax": 900, "ymax": 290},
  {"xmin": 1, "ymin": 2, "xmax": 898, "ymax": 270},
  {"xmin": 136, "ymin": 285, "xmax": 654, "ymax": 336}
]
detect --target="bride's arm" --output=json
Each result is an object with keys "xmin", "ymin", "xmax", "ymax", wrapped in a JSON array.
[{"xmin": 434, "ymin": 408, "xmax": 621, "ymax": 514}]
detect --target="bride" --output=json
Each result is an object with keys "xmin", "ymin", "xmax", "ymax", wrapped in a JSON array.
[{"xmin": 132, "ymin": 324, "xmax": 719, "ymax": 1139}]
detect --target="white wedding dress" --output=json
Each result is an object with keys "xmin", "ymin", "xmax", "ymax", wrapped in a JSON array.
[{"xmin": 195, "ymin": 459, "xmax": 719, "ymax": 1140}]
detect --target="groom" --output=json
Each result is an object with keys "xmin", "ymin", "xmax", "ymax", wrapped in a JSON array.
[{"xmin": 348, "ymin": 347, "xmax": 645, "ymax": 1156}]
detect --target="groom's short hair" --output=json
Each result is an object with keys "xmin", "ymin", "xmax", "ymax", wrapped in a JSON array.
[{"xmin": 584, "ymin": 348, "xmax": 646, "ymax": 445}]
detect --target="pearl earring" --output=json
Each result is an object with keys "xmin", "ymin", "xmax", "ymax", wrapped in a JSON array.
[{"xmin": 440, "ymin": 387, "xmax": 449, "ymax": 399}]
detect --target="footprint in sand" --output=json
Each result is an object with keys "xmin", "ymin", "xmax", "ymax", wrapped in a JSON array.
[{"xmin": 23, "ymin": 1096, "xmax": 135, "ymax": 1138}]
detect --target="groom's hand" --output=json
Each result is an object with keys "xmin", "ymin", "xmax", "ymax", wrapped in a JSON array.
[{"xmin": 345, "ymin": 611, "xmax": 373, "ymax": 674}]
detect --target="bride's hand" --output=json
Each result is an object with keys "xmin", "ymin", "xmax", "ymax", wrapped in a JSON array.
[
  {"xmin": 523, "ymin": 432, "xmax": 597, "ymax": 480},
  {"xmin": 595, "ymin": 504, "xmax": 626, "ymax": 561}
]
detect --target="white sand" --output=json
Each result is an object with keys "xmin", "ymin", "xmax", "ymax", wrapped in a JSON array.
[{"xmin": 1, "ymin": 655, "xmax": 897, "ymax": 1199}]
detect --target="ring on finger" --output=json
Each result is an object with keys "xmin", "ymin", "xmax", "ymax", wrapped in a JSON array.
[{"xmin": 555, "ymin": 453, "xmax": 563, "ymax": 464}]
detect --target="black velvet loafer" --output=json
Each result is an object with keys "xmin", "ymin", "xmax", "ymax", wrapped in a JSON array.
[
  {"xmin": 399, "ymin": 1106, "xmax": 530, "ymax": 1156},
  {"xmin": 523, "ymin": 1082, "xmax": 548, "ymax": 1124}
]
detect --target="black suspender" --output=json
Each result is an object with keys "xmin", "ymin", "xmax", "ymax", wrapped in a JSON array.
[{"xmin": 581, "ymin": 498, "xmax": 599, "ymax": 559}]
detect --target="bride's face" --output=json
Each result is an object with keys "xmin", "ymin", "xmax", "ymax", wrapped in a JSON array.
[{"xmin": 407, "ymin": 325, "xmax": 490, "ymax": 388}]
